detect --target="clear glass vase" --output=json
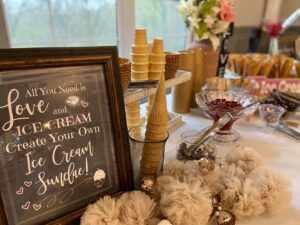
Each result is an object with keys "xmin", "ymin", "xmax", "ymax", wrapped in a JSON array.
[
  {"xmin": 269, "ymin": 37, "xmax": 279, "ymax": 56},
  {"xmin": 128, "ymin": 125, "xmax": 169, "ymax": 189}
]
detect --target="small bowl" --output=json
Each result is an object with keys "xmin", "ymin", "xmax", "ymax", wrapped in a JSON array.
[{"xmin": 259, "ymin": 104, "xmax": 285, "ymax": 134}]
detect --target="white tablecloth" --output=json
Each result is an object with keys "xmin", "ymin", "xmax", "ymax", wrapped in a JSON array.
[{"xmin": 164, "ymin": 108, "xmax": 300, "ymax": 225}]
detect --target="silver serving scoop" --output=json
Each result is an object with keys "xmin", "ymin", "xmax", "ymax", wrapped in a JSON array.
[
  {"xmin": 276, "ymin": 123, "xmax": 300, "ymax": 141},
  {"xmin": 185, "ymin": 112, "xmax": 234, "ymax": 155}
]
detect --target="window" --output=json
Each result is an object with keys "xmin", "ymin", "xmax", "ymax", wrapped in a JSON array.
[
  {"xmin": 3, "ymin": 0, "xmax": 117, "ymax": 47},
  {"xmin": 1, "ymin": 0, "xmax": 187, "ymax": 51},
  {"xmin": 135, "ymin": 0, "xmax": 187, "ymax": 51}
]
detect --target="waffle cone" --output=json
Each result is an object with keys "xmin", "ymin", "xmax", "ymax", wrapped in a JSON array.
[
  {"xmin": 234, "ymin": 57, "xmax": 245, "ymax": 75},
  {"xmin": 132, "ymin": 71, "xmax": 149, "ymax": 80},
  {"xmin": 126, "ymin": 106, "xmax": 141, "ymax": 112},
  {"xmin": 296, "ymin": 61, "xmax": 300, "ymax": 77},
  {"xmin": 132, "ymin": 63, "xmax": 149, "ymax": 71},
  {"xmin": 131, "ymin": 45, "xmax": 149, "ymax": 54},
  {"xmin": 145, "ymin": 129, "xmax": 167, "ymax": 141},
  {"xmin": 140, "ymin": 142, "xmax": 164, "ymax": 177},
  {"xmin": 126, "ymin": 101, "xmax": 140, "ymax": 109},
  {"xmin": 271, "ymin": 64, "xmax": 280, "ymax": 78},
  {"xmin": 148, "ymin": 95, "xmax": 155, "ymax": 105},
  {"xmin": 259, "ymin": 61, "xmax": 274, "ymax": 77},
  {"xmin": 149, "ymin": 71, "xmax": 163, "ymax": 80},
  {"xmin": 126, "ymin": 102, "xmax": 141, "ymax": 127},
  {"xmin": 268, "ymin": 57, "xmax": 280, "ymax": 78},
  {"xmin": 129, "ymin": 126, "xmax": 142, "ymax": 140},
  {"xmin": 127, "ymin": 118, "xmax": 141, "ymax": 127},
  {"xmin": 246, "ymin": 61, "xmax": 262, "ymax": 76},
  {"xmin": 126, "ymin": 111, "xmax": 141, "ymax": 118},
  {"xmin": 149, "ymin": 54, "xmax": 166, "ymax": 63},
  {"xmin": 139, "ymin": 74, "xmax": 168, "ymax": 178},
  {"xmin": 145, "ymin": 74, "xmax": 168, "ymax": 140},
  {"xmin": 134, "ymin": 28, "xmax": 148, "ymax": 45},
  {"xmin": 151, "ymin": 38, "xmax": 164, "ymax": 54},
  {"xmin": 149, "ymin": 63, "xmax": 165, "ymax": 71},
  {"xmin": 131, "ymin": 53, "xmax": 149, "ymax": 64},
  {"xmin": 280, "ymin": 58, "xmax": 293, "ymax": 78}
]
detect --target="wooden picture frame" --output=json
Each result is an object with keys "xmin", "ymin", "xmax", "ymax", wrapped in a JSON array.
[{"xmin": 0, "ymin": 47, "xmax": 133, "ymax": 225}]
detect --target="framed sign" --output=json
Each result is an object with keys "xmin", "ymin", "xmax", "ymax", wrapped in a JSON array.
[{"xmin": 0, "ymin": 47, "xmax": 133, "ymax": 225}]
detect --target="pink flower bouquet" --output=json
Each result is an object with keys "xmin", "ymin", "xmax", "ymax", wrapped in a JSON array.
[{"xmin": 179, "ymin": 0, "xmax": 235, "ymax": 49}]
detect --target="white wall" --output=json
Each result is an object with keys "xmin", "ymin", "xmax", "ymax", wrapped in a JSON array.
[
  {"xmin": 234, "ymin": 0, "xmax": 300, "ymax": 27},
  {"xmin": 265, "ymin": 0, "xmax": 283, "ymax": 22},
  {"xmin": 234, "ymin": 0, "xmax": 266, "ymax": 26}
]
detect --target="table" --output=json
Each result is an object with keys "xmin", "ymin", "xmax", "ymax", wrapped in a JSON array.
[{"xmin": 164, "ymin": 108, "xmax": 300, "ymax": 225}]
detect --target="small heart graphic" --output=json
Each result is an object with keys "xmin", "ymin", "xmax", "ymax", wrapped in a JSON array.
[
  {"xmin": 21, "ymin": 201, "xmax": 30, "ymax": 210},
  {"xmin": 81, "ymin": 100, "xmax": 89, "ymax": 108},
  {"xmin": 16, "ymin": 187, "xmax": 24, "ymax": 195},
  {"xmin": 24, "ymin": 181, "xmax": 32, "ymax": 187},
  {"xmin": 33, "ymin": 204, "xmax": 41, "ymax": 211}
]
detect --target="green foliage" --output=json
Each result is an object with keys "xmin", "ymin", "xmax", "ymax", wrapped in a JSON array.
[
  {"xmin": 194, "ymin": 22, "xmax": 207, "ymax": 38},
  {"xmin": 3, "ymin": 0, "xmax": 186, "ymax": 51},
  {"xmin": 199, "ymin": 0, "xmax": 217, "ymax": 17},
  {"xmin": 135, "ymin": 0, "xmax": 187, "ymax": 51}
]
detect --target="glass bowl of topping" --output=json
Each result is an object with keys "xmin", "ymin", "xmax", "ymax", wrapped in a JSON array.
[
  {"xmin": 195, "ymin": 90, "xmax": 260, "ymax": 143},
  {"xmin": 259, "ymin": 104, "xmax": 285, "ymax": 134}
]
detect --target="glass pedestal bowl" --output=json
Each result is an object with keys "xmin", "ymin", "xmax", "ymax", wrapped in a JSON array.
[{"xmin": 195, "ymin": 91, "xmax": 260, "ymax": 143}]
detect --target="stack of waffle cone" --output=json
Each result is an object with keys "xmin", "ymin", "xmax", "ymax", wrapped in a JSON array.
[
  {"xmin": 147, "ymin": 38, "xmax": 166, "ymax": 117},
  {"xmin": 126, "ymin": 101, "xmax": 141, "ymax": 129},
  {"xmin": 126, "ymin": 28, "xmax": 150, "ymax": 129},
  {"xmin": 171, "ymin": 50, "xmax": 194, "ymax": 113},
  {"xmin": 131, "ymin": 28, "xmax": 149, "ymax": 80},
  {"xmin": 140, "ymin": 74, "xmax": 168, "ymax": 177},
  {"xmin": 149, "ymin": 38, "xmax": 166, "ymax": 80}
]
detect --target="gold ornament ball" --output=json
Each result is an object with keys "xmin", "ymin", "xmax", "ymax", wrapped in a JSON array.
[
  {"xmin": 212, "ymin": 194, "xmax": 221, "ymax": 208},
  {"xmin": 202, "ymin": 144, "xmax": 216, "ymax": 156},
  {"xmin": 198, "ymin": 158, "xmax": 215, "ymax": 175},
  {"xmin": 140, "ymin": 176, "xmax": 155, "ymax": 192},
  {"xmin": 216, "ymin": 210, "xmax": 236, "ymax": 225}
]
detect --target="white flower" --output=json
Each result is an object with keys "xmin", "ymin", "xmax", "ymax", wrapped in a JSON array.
[
  {"xmin": 188, "ymin": 14, "xmax": 201, "ymax": 29},
  {"xmin": 179, "ymin": 4, "xmax": 189, "ymax": 17},
  {"xmin": 179, "ymin": 0, "xmax": 197, "ymax": 17},
  {"xmin": 211, "ymin": 6, "xmax": 220, "ymax": 15},
  {"xmin": 204, "ymin": 15, "xmax": 216, "ymax": 28},
  {"xmin": 212, "ymin": 20, "xmax": 230, "ymax": 34},
  {"xmin": 202, "ymin": 31, "xmax": 220, "ymax": 50}
]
